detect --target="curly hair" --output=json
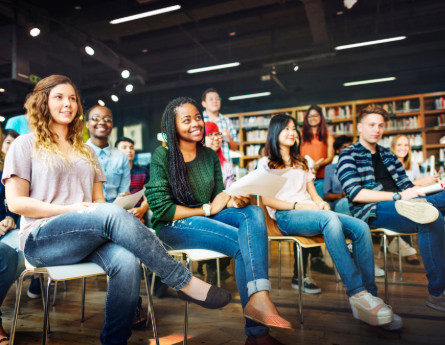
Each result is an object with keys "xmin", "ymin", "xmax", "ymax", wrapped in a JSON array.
[
  {"xmin": 25, "ymin": 75, "xmax": 96, "ymax": 170},
  {"xmin": 161, "ymin": 97, "xmax": 204, "ymax": 207}
]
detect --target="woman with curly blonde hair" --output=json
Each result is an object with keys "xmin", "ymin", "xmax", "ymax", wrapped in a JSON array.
[{"xmin": 2, "ymin": 75, "xmax": 231, "ymax": 344}]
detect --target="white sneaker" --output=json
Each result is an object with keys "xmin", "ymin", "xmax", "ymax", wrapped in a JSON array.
[
  {"xmin": 380, "ymin": 313, "xmax": 403, "ymax": 330},
  {"xmin": 388, "ymin": 237, "xmax": 417, "ymax": 257},
  {"xmin": 349, "ymin": 292, "xmax": 394, "ymax": 326},
  {"xmin": 374, "ymin": 265, "xmax": 385, "ymax": 277},
  {"xmin": 395, "ymin": 200, "xmax": 439, "ymax": 224}
]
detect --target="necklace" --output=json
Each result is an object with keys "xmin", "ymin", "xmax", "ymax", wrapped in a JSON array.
[{"xmin": 285, "ymin": 158, "xmax": 291, "ymax": 166}]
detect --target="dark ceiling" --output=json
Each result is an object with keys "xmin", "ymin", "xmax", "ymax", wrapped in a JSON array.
[{"xmin": 1, "ymin": 0, "xmax": 445, "ymax": 118}]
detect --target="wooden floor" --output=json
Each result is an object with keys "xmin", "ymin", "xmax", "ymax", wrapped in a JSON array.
[{"xmin": 2, "ymin": 241, "xmax": 445, "ymax": 345}]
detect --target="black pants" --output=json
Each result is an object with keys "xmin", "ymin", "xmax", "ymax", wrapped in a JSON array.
[{"xmin": 293, "ymin": 245, "xmax": 323, "ymax": 277}]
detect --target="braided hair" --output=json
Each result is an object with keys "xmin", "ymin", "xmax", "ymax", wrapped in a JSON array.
[{"xmin": 161, "ymin": 97, "xmax": 204, "ymax": 207}]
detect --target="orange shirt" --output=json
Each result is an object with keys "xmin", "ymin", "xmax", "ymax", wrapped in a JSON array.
[{"xmin": 300, "ymin": 136, "xmax": 328, "ymax": 179}]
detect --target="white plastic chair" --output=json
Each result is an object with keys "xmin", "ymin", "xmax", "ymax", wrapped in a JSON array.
[{"xmin": 10, "ymin": 260, "xmax": 105, "ymax": 345}]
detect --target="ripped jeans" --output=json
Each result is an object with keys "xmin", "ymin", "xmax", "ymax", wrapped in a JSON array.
[
  {"xmin": 24, "ymin": 203, "xmax": 192, "ymax": 345},
  {"xmin": 159, "ymin": 205, "xmax": 270, "ymax": 339}
]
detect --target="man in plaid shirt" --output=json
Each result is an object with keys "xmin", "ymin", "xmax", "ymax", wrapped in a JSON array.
[
  {"xmin": 202, "ymin": 88, "xmax": 238, "ymax": 161},
  {"xmin": 337, "ymin": 106, "xmax": 445, "ymax": 313}
]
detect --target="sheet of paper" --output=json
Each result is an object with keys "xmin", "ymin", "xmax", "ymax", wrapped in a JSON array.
[
  {"xmin": 113, "ymin": 189, "xmax": 145, "ymax": 210},
  {"xmin": 224, "ymin": 168, "xmax": 291, "ymax": 197},
  {"xmin": 416, "ymin": 183, "xmax": 444, "ymax": 195}
]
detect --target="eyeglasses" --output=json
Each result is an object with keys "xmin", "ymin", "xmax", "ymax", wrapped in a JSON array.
[
  {"xmin": 89, "ymin": 116, "xmax": 113, "ymax": 123},
  {"xmin": 307, "ymin": 114, "xmax": 320, "ymax": 119},
  {"xmin": 207, "ymin": 132, "xmax": 222, "ymax": 139}
]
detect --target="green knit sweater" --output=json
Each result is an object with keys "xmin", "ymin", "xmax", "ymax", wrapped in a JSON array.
[{"xmin": 146, "ymin": 145, "xmax": 225, "ymax": 234}]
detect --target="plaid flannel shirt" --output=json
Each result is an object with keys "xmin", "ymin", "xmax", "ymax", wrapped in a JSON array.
[
  {"xmin": 337, "ymin": 141, "xmax": 414, "ymax": 222},
  {"xmin": 203, "ymin": 110, "xmax": 238, "ymax": 161}
]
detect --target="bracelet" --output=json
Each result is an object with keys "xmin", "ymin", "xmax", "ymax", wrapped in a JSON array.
[
  {"xmin": 319, "ymin": 201, "xmax": 328, "ymax": 209},
  {"xmin": 293, "ymin": 201, "xmax": 298, "ymax": 209}
]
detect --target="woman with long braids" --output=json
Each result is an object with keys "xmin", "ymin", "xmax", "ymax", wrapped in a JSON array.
[
  {"xmin": 147, "ymin": 97, "xmax": 294, "ymax": 345},
  {"xmin": 258, "ymin": 114, "xmax": 402, "ymax": 330},
  {"xmin": 3, "ymin": 75, "xmax": 231, "ymax": 345}
]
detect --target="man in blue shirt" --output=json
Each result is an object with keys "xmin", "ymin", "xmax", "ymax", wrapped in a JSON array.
[
  {"xmin": 85, "ymin": 105, "xmax": 130, "ymax": 203},
  {"xmin": 323, "ymin": 135, "xmax": 353, "ymax": 215},
  {"xmin": 5, "ymin": 93, "xmax": 32, "ymax": 135}
]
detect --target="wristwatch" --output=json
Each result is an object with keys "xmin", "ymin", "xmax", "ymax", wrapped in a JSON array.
[
  {"xmin": 392, "ymin": 192, "xmax": 401, "ymax": 201},
  {"xmin": 203, "ymin": 204, "xmax": 211, "ymax": 217}
]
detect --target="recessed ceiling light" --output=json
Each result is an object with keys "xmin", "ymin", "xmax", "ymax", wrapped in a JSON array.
[
  {"xmin": 294, "ymin": 65, "xmax": 299, "ymax": 72},
  {"xmin": 30, "ymin": 28, "xmax": 40, "ymax": 37},
  {"xmin": 0, "ymin": 116, "xmax": 5, "ymax": 122},
  {"xmin": 229, "ymin": 32, "xmax": 236, "ymax": 36},
  {"xmin": 337, "ymin": 11, "xmax": 344, "ymax": 15},
  {"xmin": 343, "ymin": 77, "xmax": 396, "ymax": 86},
  {"xmin": 98, "ymin": 100, "xmax": 105, "ymax": 106},
  {"xmin": 111, "ymin": 95, "xmax": 119, "ymax": 102},
  {"xmin": 335, "ymin": 36, "xmax": 406, "ymax": 50},
  {"xmin": 142, "ymin": 49, "xmax": 148, "ymax": 53},
  {"xmin": 187, "ymin": 62, "xmax": 240, "ymax": 74},
  {"xmin": 125, "ymin": 84, "xmax": 133, "ymax": 92},
  {"xmin": 229, "ymin": 92, "xmax": 271, "ymax": 101},
  {"xmin": 121, "ymin": 70, "xmax": 130, "ymax": 79},
  {"xmin": 0, "ymin": 88, "xmax": 5, "ymax": 92},
  {"xmin": 110, "ymin": 5, "xmax": 181, "ymax": 24},
  {"xmin": 74, "ymin": 6, "xmax": 81, "ymax": 10},
  {"xmin": 85, "ymin": 46, "xmax": 94, "ymax": 56}
]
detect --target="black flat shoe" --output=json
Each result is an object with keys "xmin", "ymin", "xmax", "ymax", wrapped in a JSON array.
[
  {"xmin": 405, "ymin": 257, "xmax": 421, "ymax": 266},
  {"xmin": 177, "ymin": 285, "xmax": 232, "ymax": 309}
]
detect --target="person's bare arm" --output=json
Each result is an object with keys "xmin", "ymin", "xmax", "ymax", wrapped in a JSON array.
[
  {"xmin": 92, "ymin": 182, "xmax": 106, "ymax": 204},
  {"xmin": 5, "ymin": 176, "xmax": 93, "ymax": 217},
  {"xmin": 228, "ymin": 138, "xmax": 238, "ymax": 151},
  {"xmin": 323, "ymin": 192, "xmax": 345, "ymax": 201},
  {"xmin": 262, "ymin": 196, "xmax": 319, "ymax": 210},
  {"xmin": 352, "ymin": 188, "xmax": 424, "ymax": 203}
]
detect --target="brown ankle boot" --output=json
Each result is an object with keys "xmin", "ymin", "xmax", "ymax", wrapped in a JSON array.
[{"xmin": 245, "ymin": 333, "xmax": 285, "ymax": 345}]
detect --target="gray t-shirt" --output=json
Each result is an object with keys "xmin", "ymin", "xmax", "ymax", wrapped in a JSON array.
[{"xmin": 2, "ymin": 133, "xmax": 106, "ymax": 250}]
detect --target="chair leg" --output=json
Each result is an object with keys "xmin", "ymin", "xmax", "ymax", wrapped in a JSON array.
[
  {"xmin": 383, "ymin": 235, "xmax": 388, "ymax": 303},
  {"xmin": 53, "ymin": 281, "xmax": 58, "ymax": 307},
  {"xmin": 377, "ymin": 236, "xmax": 384, "ymax": 260},
  {"xmin": 398, "ymin": 236, "xmax": 403, "ymax": 282},
  {"xmin": 15, "ymin": 280, "xmax": 21, "ymax": 315},
  {"xmin": 43, "ymin": 277, "xmax": 51, "ymax": 345},
  {"xmin": 390, "ymin": 252, "xmax": 395, "ymax": 272},
  {"xmin": 216, "ymin": 258, "xmax": 221, "ymax": 288},
  {"xmin": 183, "ymin": 258, "xmax": 192, "ymax": 345},
  {"xmin": 296, "ymin": 244, "xmax": 304, "ymax": 324},
  {"xmin": 81, "ymin": 277, "xmax": 86, "ymax": 322},
  {"xmin": 143, "ymin": 267, "xmax": 160, "ymax": 345},
  {"xmin": 151, "ymin": 272, "xmax": 156, "ymax": 296},
  {"xmin": 10, "ymin": 270, "xmax": 29, "ymax": 345},
  {"xmin": 63, "ymin": 281, "xmax": 67, "ymax": 291},
  {"xmin": 278, "ymin": 241, "xmax": 282, "ymax": 290}
]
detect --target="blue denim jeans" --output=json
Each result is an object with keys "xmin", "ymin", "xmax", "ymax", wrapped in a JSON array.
[
  {"xmin": 0, "ymin": 230, "xmax": 25, "ymax": 326},
  {"xmin": 314, "ymin": 178, "xmax": 325, "ymax": 199},
  {"xmin": 275, "ymin": 209, "xmax": 377, "ymax": 297},
  {"xmin": 159, "ymin": 205, "xmax": 270, "ymax": 338},
  {"xmin": 368, "ymin": 192, "xmax": 445, "ymax": 297},
  {"xmin": 23, "ymin": 203, "xmax": 192, "ymax": 345},
  {"xmin": 333, "ymin": 197, "xmax": 352, "ymax": 216}
]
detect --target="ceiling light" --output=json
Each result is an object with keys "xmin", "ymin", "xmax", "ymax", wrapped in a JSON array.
[
  {"xmin": 344, "ymin": 77, "xmax": 396, "ymax": 87},
  {"xmin": 187, "ymin": 62, "xmax": 240, "ymax": 74},
  {"xmin": 74, "ymin": 6, "xmax": 81, "ymax": 10},
  {"xmin": 335, "ymin": 36, "xmax": 406, "ymax": 50},
  {"xmin": 111, "ymin": 95, "xmax": 119, "ymax": 102},
  {"xmin": 0, "ymin": 88, "xmax": 4, "ymax": 92},
  {"xmin": 337, "ymin": 11, "xmax": 344, "ymax": 15},
  {"xmin": 110, "ymin": 5, "xmax": 181, "ymax": 24},
  {"xmin": 125, "ymin": 84, "xmax": 133, "ymax": 92},
  {"xmin": 85, "ymin": 46, "xmax": 95, "ymax": 56},
  {"xmin": 293, "ymin": 65, "xmax": 299, "ymax": 72},
  {"xmin": 142, "ymin": 49, "xmax": 148, "ymax": 53},
  {"xmin": 229, "ymin": 32, "xmax": 236, "ymax": 36},
  {"xmin": 0, "ymin": 116, "xmax": 5, "ymax": 122},
  {"xmin": 121, "ymin": 70, "xmax": 130, "ymax": 78},
  {"xmin": 98, "ymin": 100, "xmax": 105, "ymax": 106},
  {"xmin": 344, "ymin": 0, "xmax": 357, "ymax": 9},
  {"xmin": 271, "ymin": 66, "xmax": 276, "ymax": 75},
  {"xmin": 30, "ymin": 28, "xmax": 40, "ymax": 37},
  {"xmin": 229, "ymin": 92, "xmax": 271, "ymax": 101}
]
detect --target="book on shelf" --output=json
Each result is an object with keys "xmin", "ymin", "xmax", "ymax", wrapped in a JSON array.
[
  {"xmin": 385, "ymin": 116, "xmax": 420, "ymax": 131},
  {"xmin": 245, "ymin": 129, "xmax": 267, "ymax": 142},
  {"xmin": 246, "ymin": 159, "xmax": 259, "ymax": 173},
  {"xmin": 435, "ymin": 97, "xmax": 445, "ymax": 110},
  {"xmin": 328, "ymin": 122, "xmax": 353, "ymax": 136},
  {"xmin": 245, "ymin": 144, "xmax": 262, "ymax": 156},
  {"xmin": 297, "ymin": 111, "xmax": 305, "ymax": 123},
  {"xmin": 437, "ymin": 114, "xmax": 445, "ymax": 126},
  {"xmin": 322, "ymin": 106, "xmax": 352, "ymax": 120},
  {"xmin": 230, "ymin": 118, "xmax": 239, "ymax": 129},
  {"xmin": 242, "ymin": 116, "xmax": 271, "ymax": 129},
  {"xmin": 394, "ymin": 99, "xmax": 420, "ymax": 113}
]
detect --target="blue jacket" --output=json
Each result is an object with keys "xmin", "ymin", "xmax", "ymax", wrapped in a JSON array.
[{"xmin": 0, "ymin": 170, "xmax": 19, "ymax": 222}]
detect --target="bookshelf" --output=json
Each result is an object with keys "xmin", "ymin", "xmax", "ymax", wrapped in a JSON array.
[{"xmin": 225, "ymin": 91, "xmax": 445, "ymax": 169}]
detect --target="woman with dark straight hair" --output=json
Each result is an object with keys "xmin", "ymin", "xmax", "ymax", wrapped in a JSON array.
[
  {"xmin": 258, "ymin": 114, "xmax": 402, "ymax": 330},
  {"xmin": 147, "ymin": 97, "xmax": 294, "ymax": 345}
]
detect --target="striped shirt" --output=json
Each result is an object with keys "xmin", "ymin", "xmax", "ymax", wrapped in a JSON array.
[
  {"xmin": 130, "ymin": 165, "xmax": 150, "ymax": 207},
  {"xmin": 337, "ymin": 141, "xmax": 413, "ymax": 222},
  {"xmin": 203, "ymin": 111, "xmax": 238, "ymax": 161}
]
